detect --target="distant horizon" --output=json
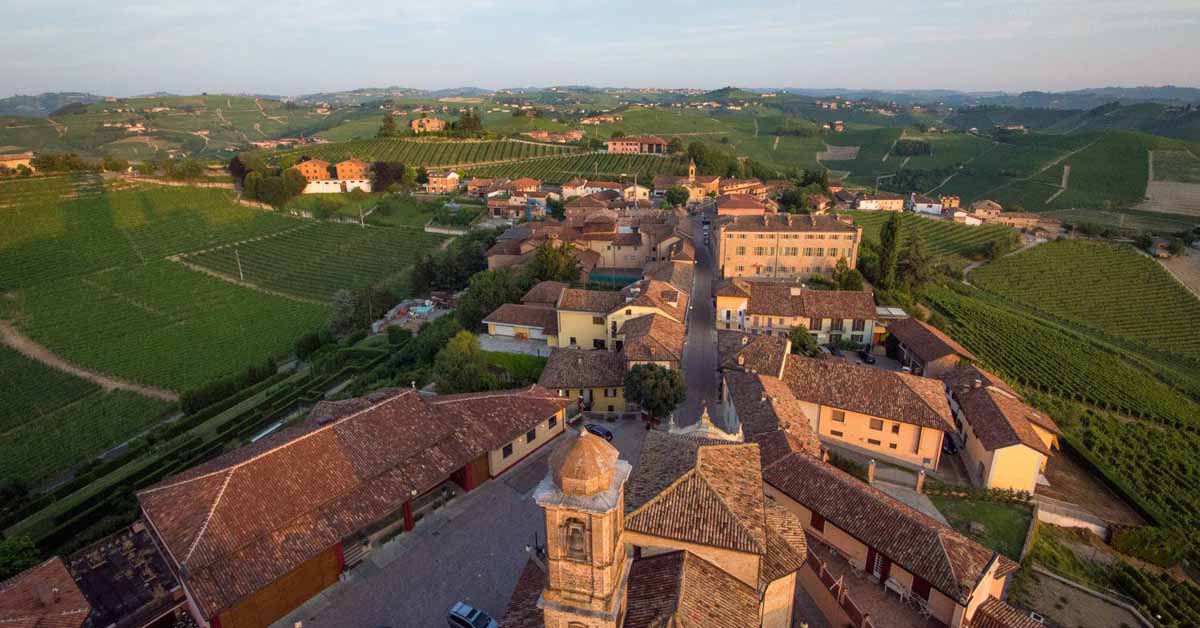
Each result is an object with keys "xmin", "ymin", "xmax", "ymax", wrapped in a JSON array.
[
  {"xmin": 4, "ymin": 1, "xmax": 1198, "ymax": 97},
  {"xmin": 6, "ymin": 83, "xmax": 1200, "ymax": 101}
]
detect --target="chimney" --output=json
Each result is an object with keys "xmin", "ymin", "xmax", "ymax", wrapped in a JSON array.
[
  {"xmin": 741, "ymin": 335, "xmax": 749, "ymax": 345},
  {"xmin": 867, "ymin": 459, "xmax": 876, "ymax": 484},
  {"xmin": 973, "ymin": 379, "xmax": 982, "ymax": 389},
  {"xmin": 916, "ymin": 469, "xmax": 927, "ymax": 494}
]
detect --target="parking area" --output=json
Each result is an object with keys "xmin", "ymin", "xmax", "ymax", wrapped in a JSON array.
[{"xmin": 271, "ymin": 420, "xmax": 648, "ymax": 628}]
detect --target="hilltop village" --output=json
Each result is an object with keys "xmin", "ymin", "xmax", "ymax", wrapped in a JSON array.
[{"xmin": 3, "ymin": 89, "xmax": 1199, "ymax": 628}]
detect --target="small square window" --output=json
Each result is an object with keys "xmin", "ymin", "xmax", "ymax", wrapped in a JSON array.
[
  {"xmin": 868, "ymin": 438, "xmax": 881, "ymax": 446},
  {"xmin": 592, "ymin": 316, "xmax": 604, "ymax": 325},
  {"xmin": 502, "ymin": 443, "xmax": 514, "ymax": 458},
  {"xmin": 832, "ymin": 410, "xmax": 845, "ymax": 423},
  {"xmin": 526, "ymin": 429, "xmax": 537, "ymax": 443},
  {"xmin": 549, "ymin": 416, "xmax": 557, "ymax": 428},
  {"xmin": 869, "ymin": 419, "xmax": 884, "ymax": 431},
  {"xmin": 889, "ymin": 443, "xmax": 898, "ymax": 449},
  {"xmin": 891, "ymin": 424, "xmax": 900, "ymax": 434},
  {"xmin": 830, "ymin": 430, "xmax": 844, "ymax": 437}
]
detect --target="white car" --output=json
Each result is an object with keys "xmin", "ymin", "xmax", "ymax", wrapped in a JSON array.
[{"xmin": 448, "ymin": 602, "xmax": 498, "ymax": 628}]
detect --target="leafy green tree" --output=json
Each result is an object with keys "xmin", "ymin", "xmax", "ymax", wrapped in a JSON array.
[
  {"xmin": 456, "ymin": 268, "xmax": 529, "ymax": 332},
  {"xmin": 242, "ymin": 170, "xmax": 263, "ymax": 199},
  {"xmin": 415, "ymin": 166, "xmax": 429, "ymax": 185},
  {"xmin": 833, "ymin": 257, "xmax": 865, "ymax": 291},
  {"xmin": 666, "ymin": 137, "xmax": 683, "ymax": 154},
  {"xmin": 899, "ymin": 232, "xmax": 936, "ymax": 288},
  {"xmin": 878, "ymin": 212, "xmax": 902, "ymax": 290},
  {"xmin": 433, "ymin": 331, "xmax": 497, "ymax": 394},
  {"xmin": 0, "ymin": 536, "xmax": 40, "ymax": 581},
  {"xmin": 665, "ymin": 185, "xmax": 690, "ymax": 207},
  {"xmin": 525, "ymin": 241, "xmax": 581, "ymax": 284},
  {"xmin": 255, "ymin": 175, "xmax": 291, "ymax": 207},
  {"xmin": 788, "ymin": 325, "xmax": 820, "ymax": 357},
  {"xmin": 328, "ymin": 289, "xmax": 360, "ymax": 336},
  {"xmin": 101, "ymin": 155, "xmax": 129, "ymax": 172},
  {"xmin": 624, "ymin": 364, "xmax": 685, "ymax": 423},
  {"xmin": 283, "ymin": 168, "xmax": 308, "ymax": 196},
  {"xmin": 610, "ymin": 129, "xmax": 626, "ymax": 139},
  {"xmin": 546, "ymin": 196, "xmax": 565, "ymax": 220},
  {"xmin": 377, "ymin": 115, "xmax": 398, "ymax": 138}
]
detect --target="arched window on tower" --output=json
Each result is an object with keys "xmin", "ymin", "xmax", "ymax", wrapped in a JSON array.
[{"xmin": 565, "ymin": 518, "xmax": 588, "ymax": 561}]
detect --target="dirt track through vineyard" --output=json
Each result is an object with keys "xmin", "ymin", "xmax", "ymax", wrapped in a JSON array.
[{"xmin": 0, "ymin": 320, "xmax": 179, "ymax": 401}]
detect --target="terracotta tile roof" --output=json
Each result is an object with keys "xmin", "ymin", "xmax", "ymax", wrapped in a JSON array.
[
  {"xmin": 619, "ymin": 314, "xmax": 685, "ymax": 364},
  {"xmin": 763, "ymin": 451, "xmax": 1014, "ymax": 604},
  {"xmin": 714, "ymin": 279, "xmax": 876, "ymax": 320},
  {"xmin": 715, "ymin": 194, "xmax": 767, "ymax": 210},
  {"xmin": 940, "ymin": 365, "xmax": 1056, "ymax": 455},
  {"xmin": 761, "ymin": 500, "xmax": 808, "ymax": 585},
  {"xmin": 500, "ymin": 558, "xmax": 546, "ymax": 628},
  {"xmin": 565, "ymin": 195, "xmax": 608, "ymax": 208},
  {"xmin": 626, "ymin": 438, "xmax": 766, "ymax": 555},
  {"xmin": 671, "ymin": 239, "xmax": 696, "ymax": 262},
  {"xmin": 724, "ymin": 371, "xmax": 819, "ymax": 450},
  {"xmin": 970, "ymin": 597, "xmax": 1043, "ymax": 628},
  {"xmin": 522, "ymin": 280, "xmax": 568, "ymax": 306},
  {"xmin": 722, "ymin": 213, "xmax": 858, "ymax": 233},
  {"xmin": 623, "ymin": 551, "xmax": 760, "ymax": 628},
  {"xmin": 538, "ymin": 348, "xmax": 627, "ymax": 389},
  {"xmin": 486, "ymin": 239, "xmax": 524, "ymax": 256},
  {"xmin": 138, "ymin": 387, "xmax": 567, "ymax": 620},
  {"xmin": 887, "ymin": 317, "xmax": 977, "ymax": 364},
  {"xmin": 781, "ymin": 357, "xmax": 955, "ymax": 431},
  {"xmin": 617, "ymin": 279, "xmax": 689, "ymax": 321},
  {"xmin": 613, "ymin": 232, "xmax": 643, "ymax": 247},
  {"xmin": 572, "ymin": 248, "xmax": 601, "ymax": 273},
  {"xmin": 0, "ymin": 558, "xmax": 91, "ymax": 628},
  {"xmin": 557, "ymin": 288, "xmax": 625, "ymax": 313},
  {"xmin": 717, "ymin": 331, "xmax": 790, "ymax": 378},
  {"xmin": 642, "ymin": 260, "xmax": 694, "ymax": 296},
  {"xmin": 483, "ymin": 303, "xmax": 558, "ymax": 334}
]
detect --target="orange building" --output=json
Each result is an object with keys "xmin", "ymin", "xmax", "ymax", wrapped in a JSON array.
[
  {"xmin": 290, "ymin": 158, "xmax": 330, "ymax": 182},
  {"xmin": 410, "ymin": 117, "xmax": 447, "ymax": 133},
  {"xmin": 715, "ymin": 193, "xmax": 769, "ymax": 217},
  {"xmin": 425, "ymin": 171, "xmax": 460, "ymax": 194},
  {"xmin": 605, "ymin": 135, "xmax": 667, "ymax": 154},
  {"xmin": 716, "ymin": 213, "xmax": 862, "ymax": 280},
  {"xmin": 333, "ymin": 158, "xmax": 368, "ymax": 180}
]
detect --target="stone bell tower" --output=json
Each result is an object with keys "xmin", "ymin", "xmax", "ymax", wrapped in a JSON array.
[
  {"xmin": 687, "ymin": 158, "xmax": 697, "ymax": 181},
  {"xmin": 533, "ymin": 431, "xmax": 633, "ymax": 628}
]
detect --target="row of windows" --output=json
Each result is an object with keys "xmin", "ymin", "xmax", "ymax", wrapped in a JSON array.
[
  {"xmin": 727, "ymin": 233, "xmax": 856, "ymax": 240},
  {"xmin": 751, "ymin": 317, "xmax": 867, "ymax": 331},
  {"xmin": 500, "ymin": 416, "xmax": 559, "ymax": 458},
  {"xmin": 734, "ymin": 246, "xmax": 853, "ymax": 258}
]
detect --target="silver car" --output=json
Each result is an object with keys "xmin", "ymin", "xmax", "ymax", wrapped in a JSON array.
[{"xmin": 448, "ymin": 602, "xmax": 498, "ymax": 628}]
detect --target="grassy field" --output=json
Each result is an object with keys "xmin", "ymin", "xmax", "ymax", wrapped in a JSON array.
[
  {"xmin": 849, "ymin": 212, "xmax": 1016, "ymax": 267},
  {"xmin": 820, "ymin": 128, "xmax": 904, "ymax": 184},
  {"xmin": 1152, "ymin": 149, "xmax": 1200, "ymax": 182},
  {"xmin": 0, "ymin": 345, "xmax": 99, "ymax": 434},
  {"xmin": 464, "ymin": 153, "xmax": 685, "ymax": 184},
  {"xmin": 184, "ymin": 222, "xmax": 445, "ymax": 301},
  {"xmin": 929, "ymin": 496, "xmax": 1031, "ymax": 559},
  {"xmin": 972, "ymin": 240, "xmax": 1200, "ymax": 361},
  {"xmin": 1043, "ymin": 132, "xmax": 1176, "ymax": 210},
  {"xmin": 272, "ymin": 138, "xmax": 579, "ymax": 166}
]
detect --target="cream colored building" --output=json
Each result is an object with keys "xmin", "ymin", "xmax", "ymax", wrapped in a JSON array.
[
  {"xmin": 714, "ymin": 278, "xmax": 877, "ymax": 346},
  {"xmin": 716, "ymin": 213, "xmax": 862, "ymax": 280}
]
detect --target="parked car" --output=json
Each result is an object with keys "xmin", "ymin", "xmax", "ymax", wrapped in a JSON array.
[
  {"xmin": 828, "ymin": 345, "xmax": 844, "ymax": 357},
  {"xmin": 942, "ymin": 438, "xmax": 959, "ymax": 455},
  {"xmin": 448, "ymin": 602, "xmax": 498, "ymax": 628},
  {"xmin": 585, "ymin": 423, "xmax": 614, "ymax": 441},
  {"xmin": 857, "ymin": 349, "xmax": 876, "ymax": 364}
]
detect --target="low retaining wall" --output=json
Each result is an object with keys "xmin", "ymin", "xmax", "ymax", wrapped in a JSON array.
[
  {"xmin": 1031, "ymin": 566, "xmax": 1156, "ymax": 628},
  {"xmin": 424, "ymin": 222, "xmax": 469, "ymax": 236},
  {"xmin": 1035, "ymin": 495, "xmax": 1109, "ymax": 538},
  {"xmin": 122, "ymin": 175, "xmax": 235, "ymax": 189}
]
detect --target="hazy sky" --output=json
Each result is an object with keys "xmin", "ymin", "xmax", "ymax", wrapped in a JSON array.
[{"xmin": 2, "ymin": 0, "xmax": 1198, "ymax": 97}]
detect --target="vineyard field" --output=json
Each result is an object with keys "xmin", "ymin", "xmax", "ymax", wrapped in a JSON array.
[
  {"xmin": 849, "ymin": 212, "xmax": 1017, "ymax": 266},
  {"xmin": 16, "ymin": 261, "xmax": 329, "ymax": 391},
  {"xmin": 1, "ymin": 180, "xmax": 298, "ymax": 289},
  {"xmin": 0, "ymin": 345, "xmax": 98, "ymax": 434},
  {"xmin": 184, "ymin": 222, "xmax": 445, "ymax": 301},
  {"xmin": 272, "ymin": 138, "xmax": 580, "ymax": 166},
  {"xmin": 924, "ymin": 287, "xmax": 1200, "ymax": 428},
  {"xmin": 0, "ymin": 390, "xmax": 172, "ymax": 485},
  {"xmin": 972, "ymin": 240, "xmax": 1200, "ymax": 361},
  {"xmin": 463, "ymin": 153, "xmax": 685, "ymax": 184}
]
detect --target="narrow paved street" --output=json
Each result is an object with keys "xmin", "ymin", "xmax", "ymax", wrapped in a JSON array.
[{"xmin": 677, "ymin": 210, "xmax": 721, "ymax": 427}]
